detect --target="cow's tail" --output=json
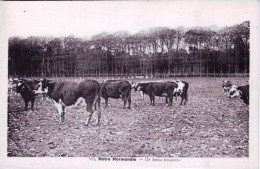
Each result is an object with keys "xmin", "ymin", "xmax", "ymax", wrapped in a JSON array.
[
  {"xmin": 184, "ymin": 83, "xmax": 189, "ymax": 104},
  {"xmin": 127, "ymin": 85, "xmax": 131, "ymax": 98},
  {"xmin": 97, "ymin": 86, "xmax": 101, "ymax": 108},
  {"xmin": 92, "ymin": 83, "xmax": 101, "ymax": 110}
]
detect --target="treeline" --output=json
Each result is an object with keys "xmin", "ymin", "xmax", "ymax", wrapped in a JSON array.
[{"xmin": 8, "ymin": 21, "xmax": 249, "ymax": 78}]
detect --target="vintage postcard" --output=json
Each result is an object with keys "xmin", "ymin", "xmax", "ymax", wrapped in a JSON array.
[{"xmin": 0, "ymin": 1, "xmax": 259, "ymax": 169}]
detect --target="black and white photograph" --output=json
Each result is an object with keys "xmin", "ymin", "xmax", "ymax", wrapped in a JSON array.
[{"xmin": 0, "ymin": 1, "xmax": 259, "ymax": 169}]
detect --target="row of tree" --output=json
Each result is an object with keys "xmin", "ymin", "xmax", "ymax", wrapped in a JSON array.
[{"xmin": 8, "ymin": 21, "xmax": 249, "ymax": 78}]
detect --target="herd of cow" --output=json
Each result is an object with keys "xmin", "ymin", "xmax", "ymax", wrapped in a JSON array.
[{"xmin": 8, "ymin": 77, "xmax": 249, "ymax": 126}]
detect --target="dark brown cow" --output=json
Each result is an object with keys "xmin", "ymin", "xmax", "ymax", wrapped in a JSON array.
[
  {"xmin": 136, "ymin": 82, "xmax": 177, "ymax": 106},
  {"xmin": 34, "ymin": 79, "xmax": 101, "ymax": 126},
  {"xmin": 101, "ymin": 80, "xmax": 131, "ymax": 109}
]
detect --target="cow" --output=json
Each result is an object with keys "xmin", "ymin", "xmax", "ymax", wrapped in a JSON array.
[
  {"xmin": 33, "ymin": 79, "xmax": 101, "ymax": 126},
  {"xmin": 228, "ymin": 85, "xmax": 249, "ymax": 105},
  {"xmin": 15, "ymin": 78, "xmax": 41, "ymax": 110},
  {"xmin": 222, "ymin": 80, "xmax": 234, "ymax": 96},
  {"xmin": 100, "ymin": 80, "xmax": 131, "ymax": 109},
  {"xmin": 172, "ymin": 80, "xmax": 189, "ymax": 105},
  {"xmin": 134, "ymin": 81, "xmax": 177, "ymax": 106}
]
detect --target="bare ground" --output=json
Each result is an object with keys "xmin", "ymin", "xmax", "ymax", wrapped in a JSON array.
[{"xmin": 7, "ymin": 77, "xmax": 249, "ymax": 157}]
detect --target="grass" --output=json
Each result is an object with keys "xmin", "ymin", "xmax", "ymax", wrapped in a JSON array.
[{"xmin": 7, "ymin": 77, "xmax": 249, "ymax": 157}]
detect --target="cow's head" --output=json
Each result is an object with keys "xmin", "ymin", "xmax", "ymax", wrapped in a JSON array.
[
  {"xmin": 228, "ymin": 85, "xmax": 241, "ymax": 98},
  {"xmin": 8, "ymin": 77, "xmax": 13, "ymax": 84},
  {"xmin": 12, "ymin": 78, "xmax": 20, "ymax": 85},
  {"xmin": 135, "ymin": 83, "xmax": 146, "ymax": 92},
  {"xmin": 131, "ymin": 82, "xmax": 140, "ymax": 91},
  {"xmin": 173, "ymin": 81, "xmax": 184, "ymax": 96},
  {"xmin": 16, "ymin": 79, "xmax": 25, "ymax": 93},
  {"xmin": 16, "ymin": 78, "xmax": 31, "ymax": 93},
  {"xmin": 33, "ymin": 79, "xmax": 41, "ymax": 90},
  {"xmin": 223, "ymin": 80, "xmax": 232, "ymax": 86},
  {"xmin": 222, "ymin": 80, "xmax": 233, "ymax": 96},
  {"xmin": 33, "ymin": 78, "xmax": 53, "ymax": 95},
  {"xmin": 8, "ymin": 78, "xmax": 19, "ymax": 89}
]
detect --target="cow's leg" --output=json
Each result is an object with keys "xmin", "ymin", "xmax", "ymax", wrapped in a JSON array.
[
  {"xmin": 24, "ymin": 100, "xmax": 29, "ymax": 111},
  {"xmin": 141, "ymin": 92, "xmax": 144, "ymax": 100},
  {"xmin": 165, "ymin": 97, "xmax": 168, "ymax": 104},
  {"xmin": 153, "ymin": 96, "xmax": 155, "ymax": 106},
  {"xmin": 166, "ymin": 92, "xmax": 172, "ymax": 107},
  {"xmin": 168, "ymin": 94, "xmax": 173, "ymax": 107},
  {"xmin": 93, "ymin": 94, "xmax": 99, "ymax": 110},
  {"xmin": 61, "ymin": 106, "xmax": 65, "ymax": 123},
  {"xmin": 122, "ymin": 92, "xmax": 127, "ymax": 109},
  {"xmin": 96, "ymin": 108, "xmax": 101, "ymax": 125},
  {"xmin": 180, "ymin": 95, "xmax": 184, "ymax": 105},
  {"xmin": 151, "ymin": 94, "xmax": 155, "ymax": 106},
  {"xmin": 85, "ymin": 103, "xmax": 94, "ymax": 126},
  {"xmin": 93, "ymin": 95, "xmax": 102, "ymax": 125},
  {"xmin": 184, "ymin": 93, "xmax": 188, "ymax": 105},
  {"xmin": 31, "ymin": 97, "xmax": 35, "ymax": 110},
  {"xmin": 127, "ymin": 91, "xmax": 131, "ymax": 109},
  {"xmin": 127, "ymin": 97, "xmax": 131, "ymax": 109},
  {"xmin": 123, "ymin": 99, "xmax": 127, "ymax": 109},
  {"xmin": 149, "ymin": 94, "xmax": 153, "ymax": 106},
  {"xmin": 170, "ymin": 96, "xmax": 173, "ymax": 106},
  {"xmin": 105, "ymin": 98, "xmax": 108, "ymax": 108},
  {"xmin": 52, "ymin": 100, "xmax": 64, "ymax": 123}
]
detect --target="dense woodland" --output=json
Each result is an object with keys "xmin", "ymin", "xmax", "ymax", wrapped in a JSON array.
[{"xmin": 8, "ymin": 21, "xmax": 249, "ymax": 78}]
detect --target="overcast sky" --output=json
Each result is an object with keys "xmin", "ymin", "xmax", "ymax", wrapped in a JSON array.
[{"xmin": 2, "ymin": 1, "xmax": 257, "ymax": 39}]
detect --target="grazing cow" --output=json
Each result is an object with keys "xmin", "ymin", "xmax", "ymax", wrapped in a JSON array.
[
  {"xmin": 34, "ymin": 79, "xmax": 101, "ymax": 126},
  {"xmin": 172, "ymin": 80, "xmax": 189, "ymax": 105},
  {"xmin": 101, "ymin": 80, "xmax": 131, "ymax": 109},
  {"xmin": 16, "ymin": 78, "xmax": 41, "ymax": 110},
  {"xmin": 222, "ymin": 80, "xmax": 233, "ymax": 96},
  {"xmin": 229, "ymin": 85, "xmax": 249, "ymax": 105}
]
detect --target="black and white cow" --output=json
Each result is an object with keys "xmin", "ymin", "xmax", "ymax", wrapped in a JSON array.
[
  {"xmin": 34, "ymin": 79, "xmax": 101, "ymax": 126},
  {"xmin": 172, "ymin": 80, "xmax": 189, "ymax": 105},
  {"xmin": 16, "ymin": 78, "xmax": 41, "ymax": 110},
  {"xmin": 222, "ymin": 80, "xmax": 234, "ymax": 96},
  {"xmin": 228, "ymin": 85, "xmax": 249, "ymax": 105},
  {"xmin": 101, "ymin": 80, "xmax": 131, "ymax": 109}
]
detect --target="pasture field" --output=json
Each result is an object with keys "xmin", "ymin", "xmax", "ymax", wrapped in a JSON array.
[{"xmin": 7, "ymin": 77, "xmax": 249, "ymax": 157}]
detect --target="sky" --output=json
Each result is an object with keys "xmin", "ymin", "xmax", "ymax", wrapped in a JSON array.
[{"xmin": 1, "ymin": 1, "xmax": 258, "ymax": 39}]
